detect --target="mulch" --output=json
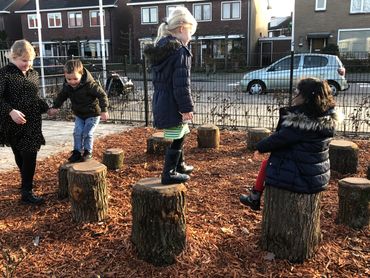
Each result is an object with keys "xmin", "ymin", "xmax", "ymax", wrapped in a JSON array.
[{"xmin": 0, "ymin": 127, "xmax": 369, "ymax": 277}]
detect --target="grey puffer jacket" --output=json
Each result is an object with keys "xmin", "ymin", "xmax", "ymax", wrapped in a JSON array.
[
  {"xmin": 144, "ymin": 36, "xmax": 194, "ymax": 129},
  {"xmin": 257, "ymin": 105, "xmax": 342, "ymax": 194}
]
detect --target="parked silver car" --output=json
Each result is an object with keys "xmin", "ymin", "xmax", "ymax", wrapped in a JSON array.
[{"xmin": 240, "ymin": 53, "xmax": 349, "ymax": 96}]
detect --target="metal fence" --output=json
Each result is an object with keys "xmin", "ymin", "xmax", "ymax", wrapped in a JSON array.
[{"xmin": 39, "ymin": 53, "xmax": 370, "ymax": 136}]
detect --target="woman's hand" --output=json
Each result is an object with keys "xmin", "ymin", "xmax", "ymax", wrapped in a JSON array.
[
  {"xmin": 100, "ymin": 112, "xmax": 109, "ymax": 122},
  {"xmin": 47, "ymin": 108, "xmax": 59, "ymax": 116},
  {"xmin": 9, "ymin": 109, "xmax": 26, "ymax": 125},
  {"xmin": 252, "ymin": 150, "xmax": 264, "ymax": 161},
  {"xmin": 180, "ymin": 112, "xmax": 193, "ymax": 122}
]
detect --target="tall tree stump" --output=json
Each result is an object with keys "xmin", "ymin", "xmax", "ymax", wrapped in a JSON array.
[
  {"xmin": 247, "ymin": 127, "xmax": 271, "ymax": 150},
  {"xmin": 67, "ymin": 159, "xmax": 108, "ymax": 223},
  {"xmin": 337, "ymin": 177, "xmax": 370, "ymax": 229},
  {"xmin": 197, "ymin": 124, "xmax": 220, "ymax": 149},
  {"xmin": 147, "ymin": 131, "xmax": 173, "ymax": 155},
  {"xmin": 329, "ymin": 140, "xmax": 358, "ymax": 174},
  {"xmin": 58, "ymin": 162, "xmax": 74, "ymax": 199},
  {"xmin": 102, "ymin": 148, "xmax": 124, "ymax": 170},
  {"xmin": 261, "ymin": 186, "xmax": 322, "ymax": 263},
  {"xmin": 131, "ymin": 177, "xmax": 187, "ymax": 266}
]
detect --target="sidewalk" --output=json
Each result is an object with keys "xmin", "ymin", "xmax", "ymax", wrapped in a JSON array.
[{"xmin": 0, "ymin": 120, "xmax": 131, "ymax": 173}]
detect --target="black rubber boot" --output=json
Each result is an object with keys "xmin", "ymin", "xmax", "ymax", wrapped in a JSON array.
[
  {"xmin": 161, "ymin": 149, "xmax": 190, "ymax": 185},
  {"xmin": 68, "ymin": 150, "xmax": 82, "ymax": 163},
  {"xmin": 239, "ymin": 189, "xmax": 261, "ymax": 211},
  {"xmin": 176, "ymin": 150, "xmax": 194, "ymax": 174},
  {"xmin": 21, "ymin": 190, "xmax": 45, "ymax": 205}
]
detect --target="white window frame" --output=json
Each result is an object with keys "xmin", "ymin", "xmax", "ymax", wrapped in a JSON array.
[
  {"xmin": 193, "ymin": 2, "xmax": 212, "ymax": 22},
  {"xmin": 89, "ymin": 10, "xmax": 105, "ymax": 27},
  {"xmin": 27, "ymin": 14, "xmax": 38, "ymax": 29},
  {"xmin": 337, "ymin": 28, "xmax": 370, "ymax": 57},
  {"xmin": 350, "ymin": 0, "xmax": 370, "ymax": 13},
  {"xmin": 221, "ymin": 1, "xmax": 241, "ymax": 21},
  {"xmin": 68, "ymin": 11, "xmax": 83, "ymax": 28},
  {"xmin": 315, "ymin": 0, "xmax": 327, "ymax": 11},
  {"xmin": 47, "ymin": 12, "xmax": 62, "ymax": 28},
  {"xmin": 166, "ymin": 4, "xmax": 184, "ymax": 18},
  {"xmin": 141, "ymin": 6, "xmax": 158, "ymax": 24}
]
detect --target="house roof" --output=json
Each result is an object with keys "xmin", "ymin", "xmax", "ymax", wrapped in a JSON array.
[
  {"xmin": 0, "ymin": 0, "xmax": 16, "ymax": 13},
  {"xmin": 127, "ymin": 0, "xmax": 207, "ymax": 6},
  {"xmin": 268, "ymin": 16, "xmax": 291, "ymax": 30},
  {"xmin": 16, "ymin": 0, "xmax": 118, "ymax": 13}
]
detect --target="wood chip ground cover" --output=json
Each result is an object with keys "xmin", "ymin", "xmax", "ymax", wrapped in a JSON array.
[{"xmin": 0, "ymin": 127, "xmax": 369, "ymax": 277}]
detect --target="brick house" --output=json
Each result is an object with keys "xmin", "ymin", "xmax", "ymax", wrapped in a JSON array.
[
  {"xmin": 294, "ymin": 0, "xmax": 370, "ymax": 57},
  {"xmin": 15, "ymin": 0, "xmax": 132, "ymax": 60},
  {"xmin": 127, "ymin": 0, "xmax": 268, "ymax": 66},
  {"xmin": 0, "ymin": 0, "xmax": 28, "ymax": 48}
]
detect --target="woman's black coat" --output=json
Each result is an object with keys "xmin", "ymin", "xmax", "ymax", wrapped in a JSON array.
[
  {"xmin": 144, "ymin": 36, "xmax": 194, "ymax": 129},
  {"xmin": 0, "ymin": 63, "xmax": 49, "ymax": 152},
  {"xmin": 256, "ymin": 106, "xmax": 341, "ymax": 194}
]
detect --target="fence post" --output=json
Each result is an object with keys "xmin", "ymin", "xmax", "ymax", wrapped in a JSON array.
[{"xmin": 142, "ymin": 58, "xmax": 149, "ymax": 127}]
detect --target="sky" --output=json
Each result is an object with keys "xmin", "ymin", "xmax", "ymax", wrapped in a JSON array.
[{"xmin": 268, "ymin": 0, "xmax": 294, "ymax": 17}]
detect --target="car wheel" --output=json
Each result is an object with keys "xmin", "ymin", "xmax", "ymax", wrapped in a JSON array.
[
  {"xmin": 328, "ymin": 81, "xmax": 339, "ymax": 96},
  {"xmin": 247, "ymin": 81, "xmax": 265, "ymax": 95}
]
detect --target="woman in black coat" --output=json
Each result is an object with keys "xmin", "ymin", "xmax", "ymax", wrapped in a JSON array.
[
  {"xmin": 0, "ymin": 39, "xmax": 49, "ymax": 204},
  {"xmin": 240, "ymin": 78, "xmax": 343, "ymax": 211}
]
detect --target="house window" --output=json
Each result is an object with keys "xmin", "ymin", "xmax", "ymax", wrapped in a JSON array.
[
  {"xmin": 141, "ymin": 6, "xmax": 158, "ymax": 24},
  {"xmin": 27, "ymin": 14, "xmax": 38, "ymax": 29},
  {"xmin": 68, "ymin": 11, "xmax": 83, "ymax": 28},
  {"xmin": 350, "ymin": 0, "xmax": 370, "ymax": 13},
  {"xmin": 166, "ymin": 5, "xmax": 183, "ymax": 17},
  {"xmin": 90, "ymin": 10, "xmax": 105, "ymax": 27},
  {"xmin": 221, "ymin": 1, "xmax": 241, "ymax": 20},
  {"xmin": 193, "ymin": 3, "xmax": 211, "ymax": 21},
  {"xmin": 315, "ymin": 0, "xmax": 326, "ymax": 11},
  {"xmin": 47, "ymin": 12, "xmax": 62, "ymax": 28},
  {"xmin": 338, "ymin": 28, "xmax": 370, "ymax": 58}
]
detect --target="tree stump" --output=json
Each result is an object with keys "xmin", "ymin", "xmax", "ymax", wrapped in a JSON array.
[
  {"xmin": 247, "ymin": 127, "xmax": 271, "ymax": 150},
  {"xmin": 67, "ymin": 159, "xmax": 108, "ymax": 223},
  {"xmin": 102, "ymin": 148, "xmax": 124, "ymax": 170},
  {"xmin": 329, "ymin": 140, "xmax": 359, "ymax": 174},
  {"xmin": 147, "ymin": 131, "xmax": 173, "ymax": 155},
  {"xmin": 261, "ymin": 186, "xmax": 322, "ymax": 263},
  {"xmin": 197, "ymin": 124, "xmax": 220, "ymax": 149},
  {"xmin": 367, "ymin": 164, "xmax": 370, "ymax": 180},
  {"xmin": 337, "ymin": 177, "xmax": 370, "ymax": 229},
  {"xmin": 58, "ymin": 162, "xmax": 74, "ymax": 199},
  {"xmin": 131, "ymin": 177, "xmax": 187, "ymax": 266}
]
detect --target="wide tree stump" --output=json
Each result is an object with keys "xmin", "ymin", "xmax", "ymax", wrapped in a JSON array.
[
  {"xmin": 102, "ymin": 148, "xmax": 124, "ymax": 170},
  {"xmin": 147, "ymin": 131, "xmax": 173, "ymax": 155},
  {"xmin": 58, "ymin": 162, "xmax": 74, "ymax": 199},
  {"xmin": 247, "ymin": 127, "xmax": 271, "ymax": 150},
  {"xmin": 67, "ymin": 159, "xmax": 108, "ymax": 223},
  {"xmin": 131, "ymin": 177, "xmax": 187, "ymax": 266},
  {"xmin": 261, "ymin": 186, "xmax": 322, "ymax": 263},
  {"xmin": 329, "ymin": 140, "xmax": 359, "ymax": 174},
  {"xmin": 197, "ymin": 124, "xmax": 220, "ymax": 149},
  {"xmin": 337, "ymin": 177, "xmax": 370, "ymax": 229}
]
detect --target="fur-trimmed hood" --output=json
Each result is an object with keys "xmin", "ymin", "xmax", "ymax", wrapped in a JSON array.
[
  {"xmin": 281, "ymin": 108, "xmax": 344, "ymax": 131},
  {"xmin": 143, "ymin": 36, "xmax": 190, "ymax": 68}
]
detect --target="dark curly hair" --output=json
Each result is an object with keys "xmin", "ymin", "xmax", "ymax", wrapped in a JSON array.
[{"xmin": 296, "ymin": 77, "xmax": 335, "ymax": 117}]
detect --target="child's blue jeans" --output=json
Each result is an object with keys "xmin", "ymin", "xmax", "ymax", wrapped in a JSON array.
[{"xmin": 73, "ymin": 116, "xmax": 100, "ymax": 153}]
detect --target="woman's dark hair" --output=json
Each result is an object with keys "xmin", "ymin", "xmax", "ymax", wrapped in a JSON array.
[{"xmin": 296, "ymin": 77, "xmax": 335, "ymax": 117}]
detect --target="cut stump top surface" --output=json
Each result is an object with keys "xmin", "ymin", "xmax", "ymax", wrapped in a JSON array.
[
  {"xmin": 198, "ymin": 124, "xmax": 218, "ymax": 130},
  {"xmin": 104, "ymin": 148, "xmax": 123, "ymax": 154},
  {"xmin": 339, "ymin": 177, "xmax": 370, "ymax": 189},
  {"xmin": 330, "ymin": 140, "xmax": 358, "ymax": 149},
  {"xmin": 133, "ymin": 177, "xmax": 187, "ymax": 195},
  {"xmin": 248, "ymin": 127, "xmax": 271, "ymax": 133},
  {"xmin": 70, "ymin": 159, "xmax": 107, "ymax": 173}
]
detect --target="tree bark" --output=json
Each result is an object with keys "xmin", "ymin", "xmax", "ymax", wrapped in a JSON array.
[
  {"xmin": 131, "ymin": 177, "xmax": 187, "ymax": 266},
  {"xmin": 329, "ymin": 140, "xmax": 359, "ymax": 174},
  {"xmin": 102, "ymin": 148, "xmax": 124, "ymax": 170},
  {"xmin": 337, "ymin": 177, "xmax": 370, "ymax": 229},
  {"xmin": 67, "ymin": 159, "xmax": 108, "ymax": 223},
  {"xmin": 146, "ymin": 131, "xmax": 173, "ymax": 155},
  {"xmin": 367, "ymin": 164, "xmax": 370, "ymax": 180},
  {"xmin": 261, "ymin": 186, "xmax": 322, "ymax": 263},
  {"xmin": 58, "ymin": 162, "xmax": 74, "ymax": 199},
  {"xmin": 197, "ymin": 124, "xmax": 220, "ymax": 149},
  {"xmin": 247, "ymin": 127, "xmax": 271, "ymax": 150}
]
